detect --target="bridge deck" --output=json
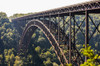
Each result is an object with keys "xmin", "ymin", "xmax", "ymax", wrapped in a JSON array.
[{"xmin": 13, "ymin": 0, "xmax": 100, "ymax": 21}]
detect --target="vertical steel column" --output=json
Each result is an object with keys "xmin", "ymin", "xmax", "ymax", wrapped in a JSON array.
[
  {"xmin": 38, "ymin": 17, "xmax": 40, "ymax": 20},
  {"xmin": 85, "ymin": 10, "xmax": 89, "ymax": 62},
  {"xmin": 63, "ymin": 16, "xmax": 65, "ymax": 33},
  {"xmin": 73, "ymin": 15, "xmax": 75, "ymax": 49},
  {"xmin": 58, "ymin": 13, "xmax": 60, "ymax": 44},
  {"xmin": 63, "ymin": 16, "xmax": 65, "ymax": 41},
  {"xmin": 69, "ymin": 13, "xmax": 72, "ymax": 63},
  {"xmin": 49, "ymin": 14, "xmax": 51, "ymax": 32},
  {"xmin": 43, "ymin": 15, "xmax": 45, "ymax": 22}
]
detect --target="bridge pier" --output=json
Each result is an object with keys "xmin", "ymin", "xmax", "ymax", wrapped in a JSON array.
[
  {"xmin": 85, "ymin": 10, "xmax": 89, "ymax": 62},
  {"xmin": 69, "ymin": 13, "xmax": 72, "ymax": 63}
]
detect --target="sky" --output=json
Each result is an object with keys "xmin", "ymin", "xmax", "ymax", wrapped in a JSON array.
[{"xmin": 0, "ymin": 0, "xmax": 91, "ymax": 17}]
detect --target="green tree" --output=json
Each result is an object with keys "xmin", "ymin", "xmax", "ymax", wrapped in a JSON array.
[
  {"xmin": 14, "ymin": 56, "xmax": 23, "ymax": 66},
  {"xmin": 4, "ymin": 49, "xmax": 15, "ymax": 66},
  {"xmin": 35, "ymin": 46, "xmax": 41, "ymax": 53},
  {"xmin": 43, "ymin": 58, "xmax": 53, "ymax": 66},
  {"xmin": 0, "ymin": 54, "xmax": 3, "ymax": 64},
  {"xmin": 80, "ymin": 44, "xmax": 100, "ymax": 66}
]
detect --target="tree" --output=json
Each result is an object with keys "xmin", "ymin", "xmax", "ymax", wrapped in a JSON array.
[
  {"xmin": 80, "ymin": 44, "xmax": 100, "ymax": 66},
  {"xmin": 0, "ymin": 54, "xmax": 3, "ymax": 64},
  {"xmin": 4, "ymin": 49, "xmax": 15, "ymax": 66},
  {"xmin": 14, "ymin": 56, "xmax": 23, "ymax": 66},
  {"xmin": 35, "ymin": 46, "xmax": 41, "ymax": 53},
  {"xmin": 43, "ymin": 58, "xmax": 53, "ymax": 66}
]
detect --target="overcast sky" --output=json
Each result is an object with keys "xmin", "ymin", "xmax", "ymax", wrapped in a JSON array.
[{"xmin": 0, "ymin": 0, "xmax": 90, "ymax": 16}]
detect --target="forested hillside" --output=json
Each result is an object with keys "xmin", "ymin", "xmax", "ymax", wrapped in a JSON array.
[
  {"xmin": 0, "ymin": 12, "xmax": 100, "ymax": 66},
  {"xmin": 0, "ymin": 12, "xmax": 60, "ymax": 66}
]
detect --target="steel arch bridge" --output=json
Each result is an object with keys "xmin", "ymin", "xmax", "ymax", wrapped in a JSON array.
[
  {"xmin": 12, "ymin": 0, "xmax": 100, "ymax": 66},
  {"xmin": 19, "ymin": 19, "xmax": 69, "ymax": 65}
]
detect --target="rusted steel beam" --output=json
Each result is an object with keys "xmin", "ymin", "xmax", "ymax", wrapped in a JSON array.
[
  {"xmin": 72, "ymin": 15, "xmax": 75, "ymax": 49},
  {"xmin": 85, "ymin": 10, "xmax": 89, "ymax": 62},
  {"xmin": 49, "ymin": 14, "xmax": 51, "ymax": 32},
  {"xmin": 58, "ymin": 13, "xmax": 60, "ymax": 44},
  {"xmin": 63, "ymin": 16, "xmax": 65, "ymax": 41},
  {"xmin": 69, "ymin": 13, "xmax": 72, "ymax": 63}
]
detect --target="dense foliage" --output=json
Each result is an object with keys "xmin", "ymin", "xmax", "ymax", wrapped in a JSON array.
[{"xmin": 80, "ymin": 44, "xmax": 100, "ymax": 66}]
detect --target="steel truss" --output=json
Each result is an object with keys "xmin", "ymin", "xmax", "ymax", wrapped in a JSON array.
[{"xmin": 12, "ymin": 1, "xmax": 100, "ymax": 66}]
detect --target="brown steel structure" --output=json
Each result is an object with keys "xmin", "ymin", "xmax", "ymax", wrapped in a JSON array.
[{"xmin": 12, "ymin": 0, "xmax": 100, "ymax": 66}]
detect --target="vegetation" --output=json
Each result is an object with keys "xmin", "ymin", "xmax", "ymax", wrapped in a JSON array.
[{"xmin": 80, "ymin": 44, "xmax": 100, "ymax": 66}]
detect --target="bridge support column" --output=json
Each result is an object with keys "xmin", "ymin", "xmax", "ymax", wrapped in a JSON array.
[
  {"xmin": 58, "ymin": 14, "xmax": 60, "ymax": 44},
  {"xmin": 49, "ymin": 14, "xmax": 51, "ymax": 32},
  {"xmin": 63, "ymin": 16, "xmax": 65, "ymax": 44},
  {"xmin": 72, "ymin": 15, "xmax": 75, "ymax": 49},
  {"xmin": 69, "ymin": 13, "xmax": 72, "ymax": 63},
  {"xmin": 43, "ymin": 15, "xmax": 45, "ymax": 22},
  {"xmin": 85, "ymin": 10, "xmax": 89, "ymax": 62}
]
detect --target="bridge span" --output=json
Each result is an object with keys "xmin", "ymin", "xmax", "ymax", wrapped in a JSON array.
[{"xmin": 12, "ymin": 0, "xmax": 100, "ymax": 66}]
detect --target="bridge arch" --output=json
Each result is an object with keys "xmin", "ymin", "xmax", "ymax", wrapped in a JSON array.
[{"xmin": 19, "ymin": 19, "xmax": 68, "ymax": 66}]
